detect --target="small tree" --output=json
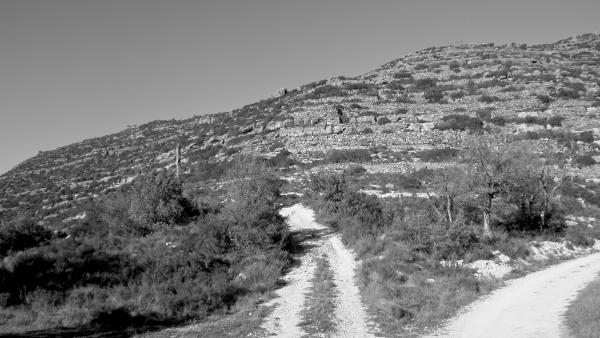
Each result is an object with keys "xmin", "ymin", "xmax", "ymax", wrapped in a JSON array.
[
  {"xmin": 465, "ymin": 142, "xmax": 514, "ymax": 237},
  {"xmin": 225, "ymin": 159, "xmax": 288, "ymax": 249},
  {"xmin": 129, "ymin": 170, "xmax": 191, "ymax": 225}
]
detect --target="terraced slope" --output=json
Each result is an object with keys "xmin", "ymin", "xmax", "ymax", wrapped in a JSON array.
[{"xmin": 2, "ymin": 33, "xmax": 600, "ymax": 227}]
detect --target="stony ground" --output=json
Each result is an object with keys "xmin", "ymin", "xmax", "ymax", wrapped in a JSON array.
[{"xmin": 260, "ymin": 204, "xmax": 379, "ymax": 338}]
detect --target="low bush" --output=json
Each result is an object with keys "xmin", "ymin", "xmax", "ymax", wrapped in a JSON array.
[
  {"xmin": 436, "ymin": 115, "xmax": 483, "ymax": 133},
  {"xmin": 0, "ymin": 216, "xmax": 52, "ymax": 256},
  {"xmin": 574, "ymin": 155, "xmax": 597, "ymax": 167},
  {"xmin": 565, "ymin": 224, "xmax": 599, "ymax": 247},
  {"xmin": 566, "ymin": 274, "xmax": 600, "ymax": 338},
  {"xmin": 377, "ymin": 117, "xmax": 391, "ymax": 125},
  {"xmin": 129, "ymin": 171, "xmax": 195, "ymax": 225},
  {"xmin": 0, "ymin": 168, "xmax": 292, "ymax": 333},
  {"xmin": 536, "ymin": 94, "xmax": 553, "ymax": 104},
  {"xmin": 479, "ymin": 94, "xmax": 501, "ymax": 103},
  {"xmin": 323, "ymin": 149, "xmax": 372, "ymax": 164},
  {"xmin": 424, "ymin": 88, "xmax": 445, "ymax": 103}
]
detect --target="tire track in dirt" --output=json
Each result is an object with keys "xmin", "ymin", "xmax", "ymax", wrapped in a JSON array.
[{"xmin": 260, "ymin": 204, "xmax": 379, "ymax": 337}]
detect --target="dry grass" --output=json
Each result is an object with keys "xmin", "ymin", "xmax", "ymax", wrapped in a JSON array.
[
  {"xmin": 136, "ymin": 295, "xmax": 272, "ymax": 338},
  {"xmin": 298, "ymin": 255, "xmax": 338, "ymax": 337},
  {"xmin": 566, "ymin": 274, "xmax": 600, "ymax": 338}
]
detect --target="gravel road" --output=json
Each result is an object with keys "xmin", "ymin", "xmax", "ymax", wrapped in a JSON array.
[{"xmin": 424, "ymin": 251, "xmax": 600, "ymax": 338}]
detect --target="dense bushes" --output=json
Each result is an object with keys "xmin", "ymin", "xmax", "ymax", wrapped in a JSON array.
[
  {"xmin": 520, "ymin": 129, "xmax": 595, "ymax": 145},
  {"xmin": 322, "ymin": 149, "xmax": 372, "ymax": 164},
  {"xmin": 310, "ymin": 173, "xmax": 385, "ymax": 243},
  {"xmin": 574, "ymin": 155, "xmax": 597, "ymax": 167},
  {"xmin": 129, "ymin": 171, "xmax": 195, "ymax": 225},
  {"xmin": 0, "ymin": 216, "xmax": 52, "ymax": 256},
  {"xmin": 0, "ymin": 167, "xmax": 292, "ymax": 332}
]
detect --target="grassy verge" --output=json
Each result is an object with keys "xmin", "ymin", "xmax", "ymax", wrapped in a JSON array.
[
  {"xmin": 566, "ymin": 274, "xmax": 600, "ymax": 338},
  {"xmin": 299, "ymin": 255, "xmax": 338, "ymax": 337},
  {"xmin": 136, "ymin": 295, "xmax": 272, "ymax": 338}
]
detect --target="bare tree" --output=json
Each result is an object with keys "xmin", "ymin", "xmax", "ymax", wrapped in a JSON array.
[{"xmin": 465, "ymin": 142, "xmax": 513, "ymax": 237}]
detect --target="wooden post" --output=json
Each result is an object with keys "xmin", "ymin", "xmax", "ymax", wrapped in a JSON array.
[{"xmin": 175, "ymin": 144, "xmax": 181, "ymax": 178}]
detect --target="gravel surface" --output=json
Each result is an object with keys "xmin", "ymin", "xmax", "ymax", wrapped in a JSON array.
[
  {"xmin": 260, "ymin": 204, "xmax": 379, "ymax": 338},
  {"xmin": 424, "ymin": 251, "xmax": 600, "ymax": 338}
]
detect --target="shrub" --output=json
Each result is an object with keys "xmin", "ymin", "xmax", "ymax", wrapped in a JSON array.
[
  {"xmin": 450, "ymin": 91, "xmax": 466, "ymax": 100},
  {"xmin": 565, "ymin": 224, "xmax": 599, "ymax": 247},
  {"xmin": 578, "ymin": 131, "xmax": 595, "ymax": 143},
  {"xmin": 536, "ymin": 94, "xmax": 553, "ymax": 104},
  {"xmin": 424, "ymin": 88, "xmax": 445, "ymax": 103},
  {"xmin": 449, "ymin": 61, "xmax": 461, "ymax": 72},
  {"xmin": 574, "ymin": 155, "xmax": 596, "ymax": 167},
  {"xmin": 490, "ymin": 116, "xmax": 507, "ymax": 126},
  {"xmin": 556, "ymin": 88, "xmax": 580, "ymax": 99},
  {"xmin": 386, "ymin": 81, "xmax": 405, "ymax": 91},
  {"xmin": 129, "ymin": 170, "xmax": 195, "ymax": 225},
  {"xmin": 0, "ymin": 216, "xmax": 52, "ymax": 256},
  {"xmin": 547, "ymin": 115, "xmax": 565, "ymax": 127},
  {"xmin": 414, "ymin": 148, "xmax": 460, "ymax": 162},
  {"xmin": 476, "ymin": 108, "xmax": 494, "ymax": 121},
  {"xmin": 478, "ymin": 94, "xmax": 501, "ymax": 103},
  {"xmin": 344, "ymin": 165, "xmax": 367, "ymax": 176},
  {"xmin": 465, "ymin": 79, "xmax": 477, "ymax": 94},
  {"xmin": 323, "ymin": 149, "xmax": 372, "ymax": 163},
  {"xmin": 377, "ymin": 117, "xmax": 391, "ymax": 125},
  {"xmin": 415, "ymin": 78, "xmax": 437, "ymax": 91},
  {"xmin": 393, "ymin": 71, "xmax": 413, "ymax": 79},
  {"xmin": 436, "ymin": 115, "xmax": 483, "ymax": 132},
  {"xmin": 309, "ymin": 85, "xmax": 346, "ymax": 99}
]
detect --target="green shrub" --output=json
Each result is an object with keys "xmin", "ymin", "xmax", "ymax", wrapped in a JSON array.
[
  {"xmin": 536, "ymin": 94, "xmax": 553, "ymax": 104},
  {"xmin": 574, "ymin": 155, "xmax": 597, "ymax": 167},
  {"xmin": 0, "ymin": 216, "xmax": 52, "ymax": 256},
  {"xmin": 476, "ymin": 108, "xmax": 494, "ymax": 121},
  {"xmin": 556, "ymin": 88, "xmax": 580, "ymax": 99},
  {"xmin": 415, "ymin": 78, "xmax": 437, "ymax": 91},
  {"xmin": 377, "ymin": 117, "xmax": 391, "ymax": 125},
  {"xmin": 565, "ymin": 224, "xmax": 599, "ymax": 247},
  {"xmin": 436, "ymin": 115, "xmax": 483, "ymax": 132},
  {"xmin": 129, "ymin": 171, "xmax": 195, "ymax": 225},
  {"xmin": 323, "ymin": 149, "xmax": 372, "ymax": 164},
  {"xmin": 424, "ymin": 88, "xmax": 445, "ymax": 103},
  {"xmin": 478, "ymin": 94, "xmax": 501, "ymax": 103}
]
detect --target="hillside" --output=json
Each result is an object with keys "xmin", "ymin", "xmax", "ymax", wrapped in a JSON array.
[{"xmin": 2, "ymin": 33, "xmax": 600, "ymax": 226}]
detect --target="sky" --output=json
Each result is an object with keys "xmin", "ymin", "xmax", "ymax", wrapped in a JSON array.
[{"xmin": 1, "ymin": 0, "xmax": 599, "ymax": 175}]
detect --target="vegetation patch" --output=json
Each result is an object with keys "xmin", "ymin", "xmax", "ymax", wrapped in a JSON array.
[
  {"xmin": 298, "ymin": 256, "xmax": 338, "ymax": 336},
  {"xmin": 0, "ymin": 165, "xmax": 293, "ymax": 334},
  {"xmin": 566, "ymin": 275, "xmax": 600, "ymax": 338}
]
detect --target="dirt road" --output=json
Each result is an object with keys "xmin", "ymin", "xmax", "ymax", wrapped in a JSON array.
[
  {"xmin": 424, "ymin": 251, "xmax": 600, "ymax": 338},
  {"xmin": 260, "ymin": 204, "xmax": 378, "ymax": 337}
]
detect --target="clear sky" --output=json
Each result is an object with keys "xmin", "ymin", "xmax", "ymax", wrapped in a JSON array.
[{"xmin": 1, "ymin": 0, "xmax": 599, "ymax": 174}]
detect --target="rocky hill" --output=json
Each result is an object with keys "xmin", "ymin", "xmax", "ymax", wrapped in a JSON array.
[{"xmin": 2, "ymin": 33, "xmax": 600, "ymax": 226}]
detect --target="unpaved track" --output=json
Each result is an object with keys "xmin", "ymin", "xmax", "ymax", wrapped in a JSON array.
[
  {"xmin": 260, "ymin": 204, "xmax": 378, "ymax": 338},
  {"xmin": 425, "ymin": 251, "xmax": 600, "ymax": 338},
  {"xmin": 327, "ymin": 235, "xmax": 377, "ymax": 338},
  {"xmin": 261, "ymin": 204, "xmax": 327, "ymax": 337}
]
